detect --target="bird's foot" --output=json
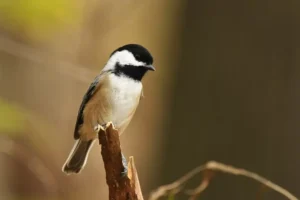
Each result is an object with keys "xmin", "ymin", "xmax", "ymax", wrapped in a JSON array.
[
  {"xmin": 93, "ymin": 124, "xmax": 102, "ymax": 132},
  {"xmin": 94, "ymin": 123, "xmax": 109, "ymax": 133},
  {"xmin": 121, "ymin": 153, "xmax": 128, "ymax": 177}
]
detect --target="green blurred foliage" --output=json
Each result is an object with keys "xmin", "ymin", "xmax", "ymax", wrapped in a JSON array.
[
  {"xmin": 0, "ymin": 98, "xmax": 25, "ymax": 134},
  {"xmin": 167, "ymin": 194, "xmax": 175, "ymax": 200},
  {"xmin": 0, "ymin": 99, "xmax": 59, "ymax": 153},
  {"xmin": 0, "ymin": 0, "xmax": 82, "ymax": 40}
]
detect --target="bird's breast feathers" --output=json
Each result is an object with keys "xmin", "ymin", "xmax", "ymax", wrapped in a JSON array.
[
  {"xmin": 108, "ymin": 73, "xmax": 143, "ymax": 124},
  {"xmin": 80, "ymin": 73, "xmax": 142, "ymax": 139}
]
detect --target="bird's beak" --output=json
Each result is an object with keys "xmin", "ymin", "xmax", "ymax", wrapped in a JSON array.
[{"xmin": 146, "ymin": 65, "xmax": 155, "ymax": 71}]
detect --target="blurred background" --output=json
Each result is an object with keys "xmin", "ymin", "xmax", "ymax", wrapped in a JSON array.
[{"xmin": 0, "ymin": 0, "xmax": 300, "ymax": 200}]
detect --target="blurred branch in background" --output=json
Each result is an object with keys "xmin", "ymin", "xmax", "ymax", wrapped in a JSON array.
[
  {"xmin": 0, "ymin": 35, "xmax": 94, "ymax": 83},
  {"xmin": 0, "ymin": 0, "xmax": 153, "ymax": 83},
  {"xmin": 0, "ymin": 0, "xmax": 181, "ymax": 199},
  {"xmin": 1, "ymin": 0, "xmax": 300, "ymax": 200},
  {"xmin": 149, "ymin": 161, "xmax": 298, "ymax": 200}
]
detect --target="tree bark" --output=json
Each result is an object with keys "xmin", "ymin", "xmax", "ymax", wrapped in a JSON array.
[{"xmin": 98, "ymin": 122, "xmax": 143, "ymax": 200}]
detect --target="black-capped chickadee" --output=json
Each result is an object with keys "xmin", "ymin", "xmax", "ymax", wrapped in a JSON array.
[{"xmin": 62, "ymin": 44, "xmax": 155, "ymax": 174}]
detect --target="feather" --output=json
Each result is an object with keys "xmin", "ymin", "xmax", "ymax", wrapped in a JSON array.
[
  {"xmin": 74, "ymin": 72, "xmax": 142, "ymax": 141},
  {"xmin": 73, "ymin": 72, "xmax": 106, "ymax": 139}
]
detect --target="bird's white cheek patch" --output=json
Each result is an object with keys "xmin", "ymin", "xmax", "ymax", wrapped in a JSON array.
[{"xmin": 103, "ymin": 50, "xmax": 146, "ymax": 71}]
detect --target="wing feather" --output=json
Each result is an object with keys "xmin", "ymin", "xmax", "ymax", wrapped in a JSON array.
[{"xmin": 73, "ymin": 73, "xmax": 106, "ymax": 139}]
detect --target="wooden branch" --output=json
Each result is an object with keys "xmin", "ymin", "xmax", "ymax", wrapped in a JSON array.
[
  {"xmin": 98, "ymin": 122, "xmax": 143, "ymax": 200},
  {"xmin": 149, "ymin": 161, "xmax": 298, "ymax": 200},
  {"xmin": 128, "ymin": 156, "xmax": 144, "ymax": 200}
]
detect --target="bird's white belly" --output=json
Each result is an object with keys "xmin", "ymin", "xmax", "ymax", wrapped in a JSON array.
[{"xmin": 107, "ymin": 74, "xmax": 142, "ymax": 128}]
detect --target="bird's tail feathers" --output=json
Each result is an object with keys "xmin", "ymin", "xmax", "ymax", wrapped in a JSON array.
[{"xmin": 62, "ymin": 139, "xmax": 95, "ymax": 174}]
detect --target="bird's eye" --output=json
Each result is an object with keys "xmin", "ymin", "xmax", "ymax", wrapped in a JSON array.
[{"xmin": 135, "ymin": 54, "xmax": 141, "ymax": 59}]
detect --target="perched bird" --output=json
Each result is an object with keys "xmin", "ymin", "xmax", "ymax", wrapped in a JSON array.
[{"xmin": 62, "ymin": 44, "xmax": 155, "ymax": 174}]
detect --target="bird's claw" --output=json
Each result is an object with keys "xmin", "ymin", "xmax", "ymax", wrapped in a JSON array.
[
  {"xmin": 94, "ymin": 123, "xmax": 109, "ymax": 132},
  {"xmin": 94, "ymin": 124, "xmax": 102, "ymax": 132}
]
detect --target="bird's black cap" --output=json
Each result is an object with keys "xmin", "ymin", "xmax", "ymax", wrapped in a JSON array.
[{"xmin": 111, "ymin": 44, "xmax": 153, "ymax": 65}]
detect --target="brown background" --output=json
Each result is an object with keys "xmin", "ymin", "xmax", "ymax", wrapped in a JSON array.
[{"xmin": 0, "ymin": 0, "xmax": 299, "ymax": 199}]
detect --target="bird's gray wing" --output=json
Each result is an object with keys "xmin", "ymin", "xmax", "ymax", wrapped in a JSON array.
[{"xmin": 73, "ymin": 73, "xmax": 106, "ymax": 139}]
